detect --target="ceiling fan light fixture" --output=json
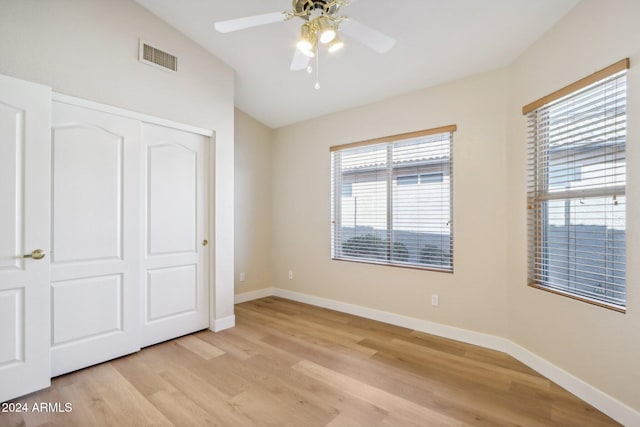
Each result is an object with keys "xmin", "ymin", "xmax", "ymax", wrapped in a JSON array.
[
  {"xmin": 297, "ymin": 39, "xmax": 317, "ymax": 58},
  {"xmin": 296, "ymin": 39, "xmax": 314, "ymax": 56},
  {"xmin": 316, "ymin": 16, "xmax": 336, "ymax": 44},
  {"xmin": 296, "ymin": 23, "xmax": 316, "ymax": 57},
  {"xmin": 213, "ymin": 0, "xmax": 397, "ymax": 91},
  {"xmin": 300, "ymin": 44, "xmax": 316, "ymax": 57},
  {"xmin": 328, "ymin": 36, "xmax": 344, "ymax": 53}
]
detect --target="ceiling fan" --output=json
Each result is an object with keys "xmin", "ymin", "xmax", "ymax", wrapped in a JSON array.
[{"xmin": 214, "ymin": 0, "xmax": 396, "ymax": 79}]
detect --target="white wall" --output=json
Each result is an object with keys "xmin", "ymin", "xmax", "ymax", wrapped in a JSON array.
[
  {"xmin": 235, "ymin": 109, "xmax": 273, "ymax": 294},
  {"xmin": 0, "ymin": 0, "xmax": 236, "ymax": 327},
  {"xmin": 272, "ymin": 69, "xmax": 510, "ymax": 337},
  {"xmin": 506, "ymin": 0, "xmax": 640, "ymax": 412}
]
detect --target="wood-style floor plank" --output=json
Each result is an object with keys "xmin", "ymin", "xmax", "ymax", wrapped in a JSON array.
[
  {"xmin": 0, "ymin": 296, "xmax": 621, "ymax": 426},
  {"xmin": 293, "ymin": 359, "xmax": 463, "ymax": 426}
]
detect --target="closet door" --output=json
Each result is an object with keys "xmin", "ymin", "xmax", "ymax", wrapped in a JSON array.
[
  {"xmin": 0, "ymin": 74, "xmax": 51, "ymax": 402},
  {"xmin": 50, "ymin": 102, "xmax": 141, "ymax": 376},
  {"xmin": 142, "ymin": 123, "xmax": 210, "ymax": 346}
]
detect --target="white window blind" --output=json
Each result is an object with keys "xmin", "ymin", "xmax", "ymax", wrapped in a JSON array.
[
  {"xmin": 525, "ymin": 61, "xmax": 627, "ymax": 310},
  {"xmin": 331, "ymin": 127, "xmax": 454, "ymax": 271}
]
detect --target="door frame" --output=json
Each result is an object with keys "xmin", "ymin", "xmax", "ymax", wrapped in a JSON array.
[{"xmin": 52, "ymin": 93, "xmax": 216, "ymax": 333}]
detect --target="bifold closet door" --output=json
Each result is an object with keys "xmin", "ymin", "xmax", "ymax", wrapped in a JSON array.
[
  {"xmin": 50, "ymin": 102, "xmax": 141, "ymax": 377},
  {"xmin": 48, "ymin": 98, "xmax": 210, "ymax": 375},
  {"xmin": 141, "ymin": 123, "xmax": 210, "ymax": 347}
]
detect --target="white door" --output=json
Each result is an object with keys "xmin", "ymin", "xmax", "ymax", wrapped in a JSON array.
[
  {"xmin": 142, "ymin": 123, "xmax": 210, "ymax": 347},
  {"xmin": 50, "ymin": 102, "xmax": 141, "ymax": 376},
  {"xmin": 0, "ymin": 75, "xmax": 51, "ymax": 402}
]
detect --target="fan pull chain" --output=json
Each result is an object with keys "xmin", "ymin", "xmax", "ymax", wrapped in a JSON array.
[{"xmin": 314, "ymin": 43, "xmax": 320, "ymax": 90}]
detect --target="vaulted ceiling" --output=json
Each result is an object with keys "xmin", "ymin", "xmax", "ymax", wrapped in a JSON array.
[{"xmin": 136, "ymin": 0, "xmax": 580, "ymax": 128}]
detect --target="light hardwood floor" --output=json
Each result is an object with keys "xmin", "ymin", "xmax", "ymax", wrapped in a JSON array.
[{"xmin": 1, "ymin": 297, "xmax": 620, "ymax": 426}]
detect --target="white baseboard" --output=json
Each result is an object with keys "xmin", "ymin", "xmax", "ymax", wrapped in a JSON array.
[
  {"xmin": 272, "ymin": 288, "xmax": 510, "ymax": 352},
  {"xmin": 234, "ymin": 287, "xmax": 639, "ymax": 425},
  {"xmin": 235, "ymin": 287, "xmax": 274, "ymax": 304},
  {"xmin": 507, "ymin": 342, "xmax": 639, "ymax": 427},
  {"xmin": 210, "ymin": 314, "xmax": 235, "ymax": 332}
]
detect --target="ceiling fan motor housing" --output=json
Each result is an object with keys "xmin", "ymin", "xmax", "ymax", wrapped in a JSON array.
[{"xmin": 293, "ymin": 0, "xmax": 341, "ymax": 19}]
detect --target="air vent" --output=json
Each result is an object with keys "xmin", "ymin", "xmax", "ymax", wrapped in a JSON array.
[{"xmin": 139, "ymin": 40, "xmax": 178, "ymax": 72}]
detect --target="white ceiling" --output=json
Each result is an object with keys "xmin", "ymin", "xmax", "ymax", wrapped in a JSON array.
[{"xmin": 136, "ymin": 0, "xmax": 579, "ymax": 128}]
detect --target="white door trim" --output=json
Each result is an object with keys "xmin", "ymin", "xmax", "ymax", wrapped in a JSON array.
[{"xmin": 52, "ymin": 93, "xmax": 214, "ymax": 138}]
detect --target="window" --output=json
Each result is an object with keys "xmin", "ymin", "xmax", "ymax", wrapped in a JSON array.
[
  {"xmin": 397, "ymin": 174, "xmax": 419, "ymax": 185},
  {"xmin": 341, "ymin": 183, "xmax": 352, "ymax": 197},
  {"xmin": 523, "ymin": 59, "xmax": 628, "ymax": 311},
  {"xmin": 420, "ymin": 172, "xmax": 444, "ymax": 184},
  {"xmin": 396, "ymin": 173, "xmax": 444, "ymax": 185},
  {"xmin": 331, "ymin": 126, "xmax": 455, "ymax": 271}
]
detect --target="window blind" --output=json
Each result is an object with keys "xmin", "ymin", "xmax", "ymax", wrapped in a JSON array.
[
  {"xmin": 331, "ymin": 127, "xmax": 454, "ymax": 271},
  {"xmin": 526, "ymin": 63, "xmax": 627, "ymax": 310}
]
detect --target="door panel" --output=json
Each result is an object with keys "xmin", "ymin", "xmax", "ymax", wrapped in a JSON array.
[
  {"xmin": 148, "ymin": 144, "xmax": 197, "ymax": 255},
  {"xmin": 142, "ymin": 123, "xmax": 209, "ymax": 347},
  {"xmin": 52, "ymin": 127, "xmax": 124, "ymax": 262},
  {"xmin": 0, "ymin": 289, "xmax": 24, "ymax": 366},
  {"xmin": 0, "ymin": 105, "xmax": 23, "ymax": 272},
  {"xmin": 50, "ymin": 102, "xmax": 141, "ymax": 377},
  {"xmin": 0, "ymin": 74, "xmax": 51, "ymax": 402},
  {"xmin": 51, "ymin": 274, "xmax": 123, "ymax": 346},
  {"xmin": 147, "ymin": 265, "xmax": 197, "ymax": 321}
]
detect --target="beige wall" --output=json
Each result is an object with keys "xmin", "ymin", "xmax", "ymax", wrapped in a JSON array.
[
  {"xmin": 235, "ymin": 109, "xmax": 274, "ymax": 293},
  {"xmin": 271, "ymin": 0, "xmax": 640, "ymax": 413},
  {"xmin": 506, "ymin": 0, "xmax": 640, "ymax": 411},
  {"xmin": 0, "ymin": 0, "xmax": 236, "ymax": 324},
  {"xmin": 272, "ymin": 69, "xmax": 510, "ymax": 336}
]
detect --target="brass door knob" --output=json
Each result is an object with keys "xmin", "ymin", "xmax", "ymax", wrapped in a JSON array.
[
  {"xmin": 24, "ymin": 249, "xmax": 46, "ymax": 260},
  {"xmin": 202, "ymin": 240, "xmax": 209, "ymax": 247}
]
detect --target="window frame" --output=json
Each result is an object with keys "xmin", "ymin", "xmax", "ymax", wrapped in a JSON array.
[
  {"xmin": 330, "ymin": 125, "xmax": 456, "ymax": 272},
  {"xmin": 523, "ymin": 58, "xmax": 629, "ymax": 312}
]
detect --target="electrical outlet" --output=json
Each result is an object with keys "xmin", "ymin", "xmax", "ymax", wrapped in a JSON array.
[
  {"xmin": 239, "ymin": 272, "xmax": 245, "ymax": 282},
  {"xmin": 288, "ymin": 270, "xmax": 293, "ymax": 280},
  {"xmin": 431, "ymin": 294, "xmax": 439, "ymax": 307}
]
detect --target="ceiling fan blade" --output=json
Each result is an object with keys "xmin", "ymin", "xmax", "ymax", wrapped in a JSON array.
[
  {"xmin": 290, "ymin": 49, "xmax": 310, "ymax": 71},
  {"xmin": 214, "ymin": 12, "xmax": 285, "ymax": 33},
  {"xmin": 340, "ymin": 18, "xmax": 396, "ymax": 53}
]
